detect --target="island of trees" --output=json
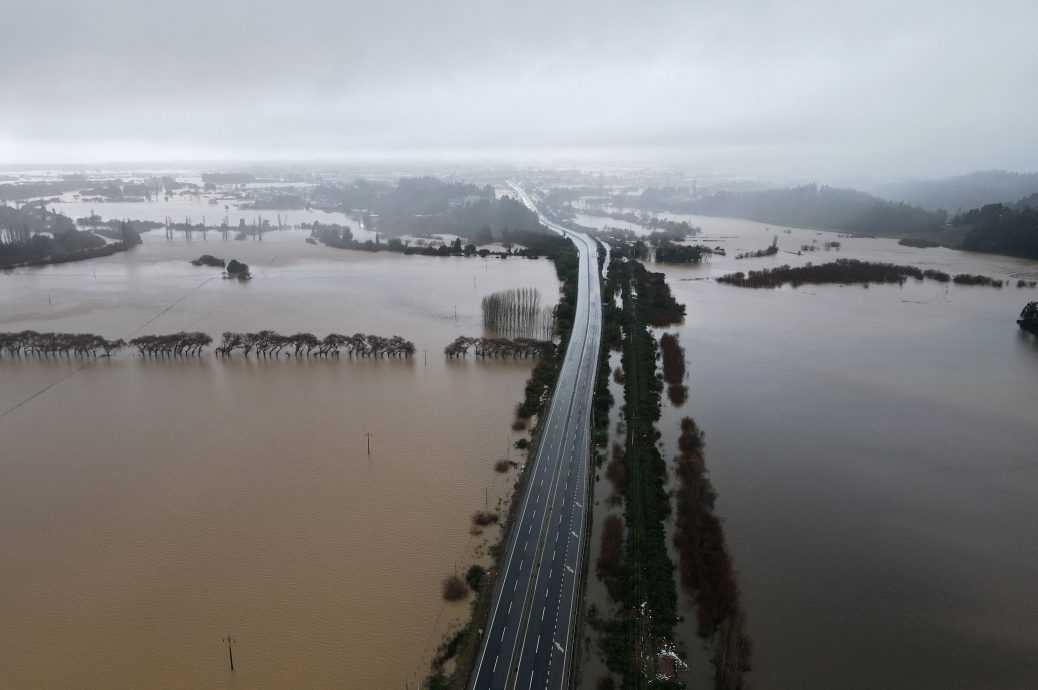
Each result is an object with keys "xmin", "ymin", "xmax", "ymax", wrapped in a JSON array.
[
  {"xmin": 716, "ymin": 259, "xmax": 1009, "ymax": 289},
  {"xmin": 1, "ymin": 204, "xmax": 141, "ymax": 268}
]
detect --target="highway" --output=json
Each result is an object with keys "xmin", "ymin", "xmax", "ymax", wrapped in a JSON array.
[{"xmin": 469, "ymin": 185, "xmax": 601, "ymax": 690}]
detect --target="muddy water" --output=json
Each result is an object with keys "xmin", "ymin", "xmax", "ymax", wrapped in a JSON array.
[
  {"xmin": 0, "ymin": 231, "xmax": 558, "ymax": 688},
  {"xmin": 46, "ymin": 194, "xmax": 379, "ymax": 242},
  {"xmin": 641, "ymin": 215, "xmax": 1038, "ymax": 689}
]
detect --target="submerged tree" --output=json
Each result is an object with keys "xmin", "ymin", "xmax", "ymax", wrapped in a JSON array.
[
  {"xmin": 1019, "ymin": 301, "xmax": 1038, "ymax": 335},
  {"xmin": 0, "ymin": 330, "xmax": 125, "ymax": 357},
  {"xmin": 481, "ymin": 288, "xmax": 554, "ymax": 338}
]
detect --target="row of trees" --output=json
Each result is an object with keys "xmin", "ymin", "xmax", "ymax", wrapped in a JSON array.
[
  {"xmin": 672, "ymin": 417, "xmax": 752, "ymax": 689},
  {"xmin": 216, "ymin": 331, "xmax": 415, "ymax": 357},
  {"xmin": 1, "ymin": 330, "xmax": 125, "ymax": 357},
  {"xmin": 443, "ymin": 336, "xmax": 553, "ymax": 359},
  {"xmin": 130, "ymin": 332, "xmax": 213, "ymax": 356},
  {"xmin": 659, "ymin": 332, "xmax": 688, "ymax": 406},
  {"xmin": 1, "ymin": 330, "xmax": 418, "ymax": 359},
  {"xmin": 480, "ymin": 288, "xmax": 554, "ymax": 338}
]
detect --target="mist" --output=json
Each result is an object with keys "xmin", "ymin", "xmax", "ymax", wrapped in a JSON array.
[{"xmin": 1, "ymin": 0, "xmax": 1036, "ymax": 178}]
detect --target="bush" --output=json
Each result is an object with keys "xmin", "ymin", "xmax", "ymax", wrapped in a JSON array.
[
  {"xmin": 464, "ymin": 565, "xmax": 485, "ymax": 591},
  {"xmin": 472, "ymin": 511, "xmax": 499, "ymax": 527},
  {"xmin": 442, "ymin": 575, "xmax": 469, "ymax": 601}
]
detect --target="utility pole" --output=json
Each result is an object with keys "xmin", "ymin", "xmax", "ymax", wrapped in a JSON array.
[
  {"xmin": 423, "ymin": 349, "xmax": 427, "ymax": 365},
  {"xmin": 364, "ymin": 432, "xmax": 373, "ymax": 455},
  {"xmin": 223, "ymin": 635, "xmax": 235, "ymax": 671}
]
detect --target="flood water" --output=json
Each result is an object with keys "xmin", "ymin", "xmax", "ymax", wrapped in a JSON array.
[
  {"xmin": 0, "ymin": 231, "xmax": 559, "ymax": 688},
  {"xmin": 636, "ymin": 215, "xmax": 1038, "ymax": 689}
]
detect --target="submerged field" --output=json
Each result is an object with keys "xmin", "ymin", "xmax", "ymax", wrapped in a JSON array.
[{"xmin": 0, "ymin": 230, "xmax": 559, "ymax": 688}]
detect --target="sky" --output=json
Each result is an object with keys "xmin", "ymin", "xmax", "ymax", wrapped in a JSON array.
[{"xmin": 1, "ymin": 0, "xmax": 1036, "ymax": 179}]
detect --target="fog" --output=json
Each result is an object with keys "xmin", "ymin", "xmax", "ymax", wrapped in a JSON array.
[{"xmin": 1, "ymin": 0, "xmax": 1036, "ymax": 178}]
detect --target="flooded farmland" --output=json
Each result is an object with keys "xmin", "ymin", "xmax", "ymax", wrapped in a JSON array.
[
  {"xmin": 621, "ymin": 213, "xmax": 1038, "ymax": 689},
  {"xmin": 0, "ymin": 230, "xmax": 559, "ymax": 688}
]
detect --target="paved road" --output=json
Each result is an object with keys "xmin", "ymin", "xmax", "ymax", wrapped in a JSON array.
[{"xmin": 469, "ymin": 186, "xmax": 601, "ymax": 690}]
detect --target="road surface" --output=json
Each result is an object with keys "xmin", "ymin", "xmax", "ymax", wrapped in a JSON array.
[{"xmin": 468, "ymin": 185, "xmax": 601, "ymax": 690}]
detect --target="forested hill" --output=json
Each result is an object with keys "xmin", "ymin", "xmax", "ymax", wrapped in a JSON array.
[
  {"xmin": 619, "ymin": 184, "xmax": 946, "ymax": 237},
  {"xmin": 955, "ymin": 194, "xmax": 1038, "ymax": 259},
  {"xmin": 869, "ymin": 170, "xmax": 1038, "ymax": 213},
  {"xmin": 311, "ymin": 176, "xmax": 544, "ymax": 237}
]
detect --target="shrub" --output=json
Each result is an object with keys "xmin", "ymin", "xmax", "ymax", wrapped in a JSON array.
[
  {"xmin": 472, "ymin": 511, "xmax": 499, "ymax": 527},
  {"xmin": 442, "ymin": 575, "xmax": 469, "ymax": 601}
]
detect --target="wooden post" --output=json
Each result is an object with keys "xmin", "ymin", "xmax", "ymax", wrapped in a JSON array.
[
  {"xmin": 364, "ymin": 432, "xmax": 373, "ymax": 455},
  {"xmin": 223, "ymin": 635, "xmax": 235, "ymax": 671}
]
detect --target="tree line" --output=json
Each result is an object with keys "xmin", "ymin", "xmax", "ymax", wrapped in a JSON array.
[
  {"xmin": 443, "ymin": 336, "xmax": 553, "ymax": 359},
  {"xmin": 660, "ymin": 332, "xmax": 688, "ymax": 406},
  {"xmin": 716, "ymin": 259, "xmax": 1012, "ymax": 289},
  {"xmin": 673, "ymin": 417, "xmax": 752, "ymax": 689},
  {"xmin": 217, "ymin": 331, "xmax": 415, "ymax": 357},
  {"xmin": 1, "ymin": 330, "xmax": 416, "ymax": 359},
  {"xmin": 481, "ymin": 287, "xmax": 555, "ymax": 338},
  {"xmin": 1, "ymin": 330, "xmax": 125, "ymax": 357}
]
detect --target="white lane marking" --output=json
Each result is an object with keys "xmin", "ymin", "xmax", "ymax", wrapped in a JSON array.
[
  {"xmin": 536, "ymin": 635, "xmax": 541, "ymax": 653},
  {"xmin": 570, "ymin": 530, "xmax": 578, "ymax": 538},
  {"xmin": 566, "ymin": 565, "xmax": 574, "ymax": 574},
  {"xmin": 555, "ymin": 641, "xmax": 565, "ymax": 653},
  {"xmin": 575, "ymin": 501, "xmax": 582, "ymax": 509},
  {"xmin": 508, "ymin": 601, "xmax": 512, "ymax": 614},
  {"xmin": 501, "ymin": 627, "xmax": 506, "ymax": 641}
]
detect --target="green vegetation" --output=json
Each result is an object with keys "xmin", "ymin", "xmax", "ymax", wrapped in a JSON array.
[
  {"xmin": 225, "ymin": 259, "xmax": 251, "ymax": 279},
  {"xmin": 1, "ymin": 331, "xmax": 125, "ymax": 357},
  {"xmin": 598, "ymin": 253, "xmax": 682, "ymax": 689},
  {"xmin": 955, "ymin": 198, "xmax": 1038, "ymax": 259},
  {"xmin": 617, "ymin": 183, "xmax": 946, "ymax": 237},
  {"xmin": 654, "ymin": 242, "xmax": 711, "ymax": 264},
  {"xmin": 734, "ymin": 236, "xmax": 779, "ymax": 260},
  {"xmin": 311, "ymin": 176, "xmax": 542, "ymax": 237},
  {"xmin": 898, "ymin": 237, "xmax": 940, "ymax": 248},
  {"xmin": 672, "ymin": 418, "xmax": 752, "ymax": 689},
  {"xmin": 659, "ymin": 333, "xmax": 688, "ymax": 408},
  {"xmin": 1018, "ymin": 302, "xmax": 1038, "ymax": 335},
  {"xmin": 190, "ymin": 254, "xmax": 226, "ymax": 267},
  {"xmin": 870, "ymin": 170, "xmax": 1038, "ymax": 212},
  {"xmin": 717, "ymin": 259, "xmax": 1004, "ymax": 289},
  {"xmin": 216, "ymin": 331, "xmax": 415, "ymax": 357},
  {"xmin": 1, "ymin": 203, "xmax": 140, "ymax": 267}
]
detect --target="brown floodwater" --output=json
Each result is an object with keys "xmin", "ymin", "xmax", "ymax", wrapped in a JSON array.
[
  {"xmin": 641, "ymin": 215, "xmax": 1038, "ymax": 689},
  {"xmin": 0, "ymin": 230, "xmax": 559, "ymax": 688}
]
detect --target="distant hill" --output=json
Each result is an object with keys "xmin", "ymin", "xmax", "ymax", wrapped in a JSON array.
[
  {"xmin": 616, "ymin": 184, "xmax": 947, "ymax": 238},
  {"xmin": 954, "ymin": 192, "xmax": 1038, "ymax": 259},
  {"xmin": 869, "ymin": 171, "xmax": 1038, "ymax": 212}
]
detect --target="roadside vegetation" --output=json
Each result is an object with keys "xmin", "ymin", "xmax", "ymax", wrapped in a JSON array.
[{"xmin": 597, "ymin": 249, "xmax": 683, "ymax": 689}]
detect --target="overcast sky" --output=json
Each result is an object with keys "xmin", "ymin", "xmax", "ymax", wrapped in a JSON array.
[{"xmin": 1, "ymin": 0, "xmax": 1036, "ymax": 179}]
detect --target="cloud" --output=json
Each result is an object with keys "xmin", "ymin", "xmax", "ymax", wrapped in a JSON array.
[{"xmin": 1, "ymin": 0, "xmax": 1036, "ymax": 177}]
